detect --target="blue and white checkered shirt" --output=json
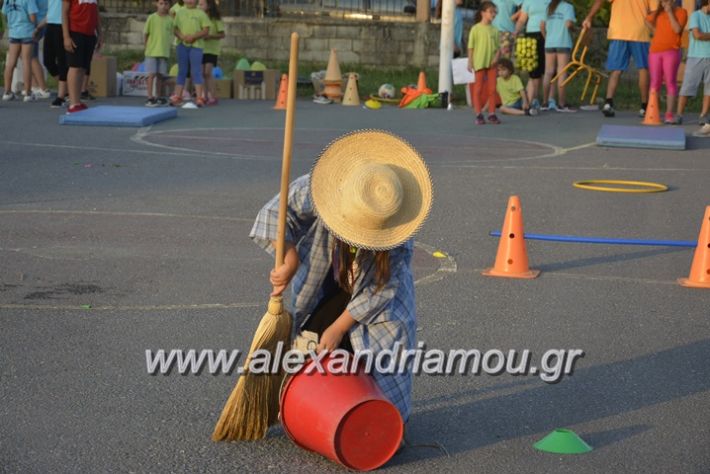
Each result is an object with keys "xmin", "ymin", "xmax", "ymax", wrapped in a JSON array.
[{"xmin": 250, "ymin": 175, "xmax": 416, "ymax": 421}]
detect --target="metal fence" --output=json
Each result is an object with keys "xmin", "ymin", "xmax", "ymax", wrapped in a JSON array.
[{"xmin": 101, "ymin": 0, "xmax": 419, "ymax": 17}]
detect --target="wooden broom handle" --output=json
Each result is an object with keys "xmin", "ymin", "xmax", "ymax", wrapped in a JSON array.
[{"xmin": 275, "ymin": 32, "xmax": 299, "ymax": 269}]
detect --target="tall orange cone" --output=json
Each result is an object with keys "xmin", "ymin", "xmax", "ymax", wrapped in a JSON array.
[
  {"xmin": 324, "ymin": 48, "xmax": 342, "ymax": 82},
  {"xmin": 482, "ymin": 196, "xmax": 540, "ymax": 279},
  {"xmin": 273, "ymin": 73, "xmax": 288, "ymax": 110},
  {"xmin": 342, "ymin": 73, "xmax": 360, "ymax": 106},
  {"xmin": 417, "ymin": 71, "xmax": 427, "ymax": 91},
  {"xmin": 643, "ymin": 89, "xmax": 661, "ymax": 126},
  {"xmin": 678, "ymin": 206, "xmax": 710, "ymax": 289}
]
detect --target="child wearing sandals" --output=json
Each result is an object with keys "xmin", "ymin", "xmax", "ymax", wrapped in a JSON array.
[
  {"xmin": 199, "ymin": 0, "xmax": 224, "ymax": 105},
  {"xmin": 468, "ymin": 1, "xmax": 502, "ymax": 124}
]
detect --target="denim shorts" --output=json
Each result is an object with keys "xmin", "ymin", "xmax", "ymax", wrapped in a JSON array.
[
  {"xmin": 505, "ymin": 98, "xmax": 524, "ymax": 109},
  {"xmin": 545, "ymin": 47, "xmax": 571, "ymax": 54},
  {"xmin": 9, "ymin": 37, "xmax": 34, "ymax": 45}
]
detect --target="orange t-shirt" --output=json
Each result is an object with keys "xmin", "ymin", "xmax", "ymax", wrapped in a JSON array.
[{"xmin": 647, "ymin": 7, "xmax": 688, "ymax": 53}]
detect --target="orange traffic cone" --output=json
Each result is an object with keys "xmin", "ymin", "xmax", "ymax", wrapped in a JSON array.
[
  {"xmin": 482, "ymin": 196, "xmax": 540, "ymax": 279},
  {"xmin": 417, "ymin": 71, "xmax": 427, "ymax": 91},
  {"xmin": 273, "ymin": 73, "xmax": 288, "ymax": 110},
  {"xmin": 342, "ymin": 73, "xmax": 360, "ymax": 106},
  {"xmin": 678, "ymin": 206, "xmax": 710, "ymax": 289},
  {"xmin": 325, "ymin": 48, "xmax": 342, "ymax": 83},
  {"xmin": 643, "ymin": 89, "xmax": 661, "ymax": 126}
]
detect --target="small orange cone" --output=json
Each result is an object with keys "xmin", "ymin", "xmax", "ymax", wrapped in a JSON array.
[
  {"xmin": 643, "ymin": 89, "xmax": 661, "ymax": 126},
  {"xmin": 417, "ymin": 71, "xmax": 427, "ymax": 91},
  {"xmin": 482, "ymin": 196, "xmax": 540, "ymax": 279},
  {"xmin": 678, "ymin": 206, "xmax": 710, "ymax": 289},
  {"xmin": 342, "ymin": 73, "xmax": 360, "ymax": 106},
  {"xmin": 273, "ymin": 73, "xmax": 288, "ymax": 110}
]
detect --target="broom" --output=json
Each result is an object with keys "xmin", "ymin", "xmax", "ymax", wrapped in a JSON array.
[{"xmin": 212, "ymin": 32, "xmax": 300, "ymax": 442}]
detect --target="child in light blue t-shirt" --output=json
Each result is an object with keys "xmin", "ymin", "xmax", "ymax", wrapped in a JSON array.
[
  {"xmin": 678, "ymin": 0, "xmax": 710, "ymax": 129},
  {"xmin": 2, "ymin": 0, "xmax": 38, "ymax": 101},
  {"xmin": 541, "ymin": 0, "xmax": 576, "ymax": 111}
]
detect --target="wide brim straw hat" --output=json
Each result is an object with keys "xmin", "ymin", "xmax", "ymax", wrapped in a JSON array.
[{"xmin": 310, "ymin": 130, "xmax": 433, "ymax": 251}]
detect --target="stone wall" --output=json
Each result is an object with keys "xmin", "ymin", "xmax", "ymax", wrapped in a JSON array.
[{"xmin": 99, "ymin": 14, "xmax": 441, "ymax": 68}]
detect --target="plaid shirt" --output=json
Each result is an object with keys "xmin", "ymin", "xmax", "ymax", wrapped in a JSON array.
[{"xmin": 250, "ymin": 175, "xmax": 416, "ymax": 421}]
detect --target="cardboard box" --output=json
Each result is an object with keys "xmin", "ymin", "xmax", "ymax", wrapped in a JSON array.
[
  {"xmin": 122, "ymin": 71, "xmax": 174, "ymax": 97},
  {"xmin": 233, "ymin": 69, "xmax": 279, "ymax": 100},
  {"xmin": 88, "ymin": 56, "xmax": 117, "ymax": 97},
  {"xmin": 122, "ymin": 71, "xmax": 150, "ymax": 97},
  {"xmin": 214, "ymin": 79, "xmax": 233, "ymax": 99}
]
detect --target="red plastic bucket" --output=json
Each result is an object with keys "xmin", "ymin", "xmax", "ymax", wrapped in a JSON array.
[{"xmin": 280, "ymin": 355, "xmax": 404, "ymax": 471}]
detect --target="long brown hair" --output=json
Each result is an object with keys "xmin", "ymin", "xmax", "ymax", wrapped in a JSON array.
[
  {"xmin": 474, "ymin": 1, "xmax": 496, "ymax": 23},
  {"xmin": 334, "ymin": 239, "xmax": 391, "ymax": 294}
]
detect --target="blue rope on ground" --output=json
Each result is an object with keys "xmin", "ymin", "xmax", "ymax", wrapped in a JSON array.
[{"xmin": 489, "ymin": 231, "xmax": 696, "ymax": 248}]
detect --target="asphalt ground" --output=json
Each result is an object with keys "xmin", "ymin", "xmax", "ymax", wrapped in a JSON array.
[{"xmin": 1, "ymin": 96, "xmax": 709, "ymax": 473}]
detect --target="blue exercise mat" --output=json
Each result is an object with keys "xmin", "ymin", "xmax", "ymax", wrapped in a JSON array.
[
  {"xmin": 596, "ymin": 124, "xmax": 686, "ymax": 150},
  {"xmin": 59, "ymin": 105, "xmax": 177, "ymax": 127}
]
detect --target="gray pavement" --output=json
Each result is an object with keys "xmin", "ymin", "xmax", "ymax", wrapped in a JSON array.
[{"xmin": 1, "ymin": 97, "xmax": 709, "ymax": 473}]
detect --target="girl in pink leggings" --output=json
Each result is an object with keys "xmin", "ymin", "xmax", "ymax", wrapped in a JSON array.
[{"xmin": 645, "ymin": 0, "xmax": 688, "ymax": 124}]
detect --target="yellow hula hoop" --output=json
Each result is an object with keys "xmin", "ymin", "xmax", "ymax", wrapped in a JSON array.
[{"xmin": 573, "ymin": 179, "xmax": 668, "ymax": 193}]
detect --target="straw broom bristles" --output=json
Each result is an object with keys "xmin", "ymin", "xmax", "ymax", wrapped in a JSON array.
[{"xmin": 212, "ymin": 296, "xmax": 292, "ymax": 441}]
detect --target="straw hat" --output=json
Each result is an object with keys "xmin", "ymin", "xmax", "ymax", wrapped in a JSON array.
[{"xmin": 310, "ymin": 130, "xmax": 433, "ymax": 251}]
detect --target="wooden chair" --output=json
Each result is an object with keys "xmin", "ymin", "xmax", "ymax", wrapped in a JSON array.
[{"xmin": 551, "ymin": 27, "xmax": 607, "ymax": 106}]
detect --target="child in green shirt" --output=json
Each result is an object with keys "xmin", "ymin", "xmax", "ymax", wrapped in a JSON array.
[
  {"xmin": 143, "ymin": 0, "xmax": 173, "ymax": 106},
  {"xmin": 199, "ymin": 0, "xmax": 224, "ymax": 105},
  {"xmin": 496, "ymin": 58, "xmax": 537, "ymax": 116},
  {"xmin": 468, "ymin": 1, "xmax": 502, "ymax": 124},
  {"xmin": 170, "ymin": 0, "xmax": 210, "ymax": 107}
]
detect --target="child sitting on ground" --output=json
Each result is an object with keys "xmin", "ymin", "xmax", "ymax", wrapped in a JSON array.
[{"xmin": 496, "ymin": 58, "xmax": 537, "ymax": 115}]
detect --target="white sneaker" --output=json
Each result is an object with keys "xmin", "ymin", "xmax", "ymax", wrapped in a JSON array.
[
  {"xmin": 22, "ymin": 92, "xmax": 35, "ymax": 102},
  {"xmin": 2, "ymin": 92, "xmax": 15, "ymax": 101},
  {"xmin": 32, "ymin": 88, "xmax": 51, "ymax": 100},
  {"xmin": 692, "ymin": 124, "xmax": 710, "ymax": 137}
]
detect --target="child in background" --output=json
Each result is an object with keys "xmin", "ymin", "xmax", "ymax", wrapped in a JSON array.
[
  {"xmin": 61, "ymin": 0, "xmax": 100, "ymax": 113},
  {"xmin": 492, "ymin": 0, "xmax": 522, "ymax": 58},
  {"xmin": 676, "ymin": 0, "xmax": 710, "ymax": 125},
  {"xmin": 540, "ymin": 0, "xmax": 576, "ymax": 112},
  {"xmin": 169, "ymin": 0, "xmax": 184, "ymax": 17},
  {"xmin": 199, "ymin": 0, "xmax": 224, "ymax": 105},
  {"xmin": 468, "ymin": 1, "xmax": 501, "ymax": 125},
  {"xmin": 645, "ymin": 0, "xmax": 687, "ymax": 124},
  {"xmin": 515, "ymin": 0, "xmax": 551, "ymax": 110},
  {"xmin": 2, "ymin": 0, "xmax": 38, "ymax": 102},
  {"xmin": 38, "ymin": 0, "xmax": 68, "ymax": 107},
  {"xmin": 496, "ymin": 57, "xmax": 537, "ymax": 115},
  {"xmin": 143, "ymin": 0, "xmax": 173, "ymax": 107},
  {"xmin": 170, "ymin": 0, "xmax": 209, "ymax": 107},
  {"xmin": 30, "ymin": 0, "xmax": 51, "ymax": 99}
]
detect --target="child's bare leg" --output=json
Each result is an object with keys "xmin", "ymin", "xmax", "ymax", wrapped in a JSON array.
[
  {"xmin": 31, "ymin": 57, "xmax": 48, "ymax": 90},
  {"xmin": 67, "ymin": 67, "xmax": 84, "ymax": 106},
  {"xmin": 203, "ymin": 63, "xmax": 213, "ymax": 99},
  {"xmin": 155, "ymin": 74, "xmax": 163, "ymax": 98},
  {"xmin": 194, "ymin": 84, "xmax": 205, "ymax": 101},
  {"xmin": 147, "ymin": 73, "xmax": 155, "ymax": 99},
  {"xmin": 556, "ymin": 52, "xmax": 570, "ymax": 106},
  {"xmin": 702, "ymin": 95, "xmax": 710, "ymax": 117},
  {"xmin": 542, "ymin": 53, "xmax": 556, "ymax": 105},
  {"xmin": 21, "ymin": 44, "xmax": 33, "ymax": 96},
  {"xmin": 4, "ymin": 44, "xmax": 20, "ymax": 94},
  {"xmin": 677, "ymin": 95, "xmax": 688, "ymax": 116}
]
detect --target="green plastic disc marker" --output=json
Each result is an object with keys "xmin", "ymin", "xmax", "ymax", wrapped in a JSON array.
[{"xmin": 533, "ymin": 429, "xmax": 593, "ymax": 454}]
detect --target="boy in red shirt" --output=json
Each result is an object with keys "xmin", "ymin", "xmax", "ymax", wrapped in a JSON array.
[{"xmin": 62, "ymin": 0, "xmax": 100, "ymax": 113}]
